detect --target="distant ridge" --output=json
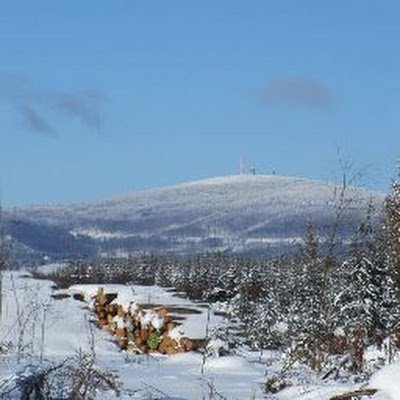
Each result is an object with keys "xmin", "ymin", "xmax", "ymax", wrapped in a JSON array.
[{"xmin": 4, "ymin": 175, "xmax": 383, "ymax": 264}]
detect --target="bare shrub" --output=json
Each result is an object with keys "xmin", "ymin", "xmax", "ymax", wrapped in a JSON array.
[{"xmin": 0, "ymin": 351, "xmax": 121, "ymax": 399}]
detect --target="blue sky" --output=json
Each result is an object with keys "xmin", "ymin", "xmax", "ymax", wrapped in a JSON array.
[{"xmin": 0, "ymin": 1, "xmax": 399, "ymax": 205}]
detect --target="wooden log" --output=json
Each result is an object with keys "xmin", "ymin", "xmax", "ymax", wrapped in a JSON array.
[
  {"xmin": 94, "ymin": 304, "xmax": 106, "ymax": 315},
  {"xmin": 134, "ymin": 334, "xmax": 144, "ymax": 347},
  {"xmin": 156, "ymin": 306, "xmax": 169, "ymax": 319},
  {"xmin": 179, "ymin": 337, "xmax": 196, "ymax": 352},
  {"xmin": 115, "ymin": 328, "xmax": 126, "ymax": 338},
  {"xmin": 165, "ymin": 322, "xmax": 175, "ymax": 332},
  {"xmin": 107, "ymin": 314, "xmax": 115, "ymax": 329},
  {"xmin": 117, "ymin": 305, "xmax": 125, "ymax": 317},
  {"xmin": 107, "ymin": 303, "xmax": 119, "ymax": 316},
  {"xmin": 158, "ymin": 341, "xmax": 167, "ymax": 354},
  {"xmin": 94, "ymin": 287, "xmax": 105, "ymax": 305},
  {"xmin": 139, "ymin": 328, "xmax": 149, "ymax": 342},
  {"xmin": 98, "ymin": 318, "xmax": 108, "ymax": 328},
  {"xmin": 117, "ymin": 337, "xmax": 128, "ymax": 350},
  {"xmin": 163, "ymin": 338, "xmax": 181, "ymax": 355},
  {"xmin": 160, "ymin": 336, "xmax": 173, "ymax": 347},
  {"xmin": 164, "ymin": 345, "xmax": 177, "ymax": 355},
  {"xmin": 330, "ymin": 388, "xmax": 377, "ymax": 400}
]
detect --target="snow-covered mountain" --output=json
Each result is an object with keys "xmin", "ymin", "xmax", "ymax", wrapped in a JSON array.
[{"xmin": 4, "ymin": 175, "xmax": 384, "ymax": 263}]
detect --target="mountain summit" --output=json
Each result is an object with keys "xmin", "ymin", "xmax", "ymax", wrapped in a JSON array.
[{"xmin": 5, "ymin": 175, "xmax": 383, "ymax": 262}]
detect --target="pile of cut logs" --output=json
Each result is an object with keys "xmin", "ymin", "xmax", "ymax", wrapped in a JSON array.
[{"xmin": 92, "ymin": 287, "xmax": 196, "ymax": 354}]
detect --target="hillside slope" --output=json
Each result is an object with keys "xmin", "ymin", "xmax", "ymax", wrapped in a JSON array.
[{"xmin": 4, "ymin": 175, "xmax": 383, "ymax": 261}]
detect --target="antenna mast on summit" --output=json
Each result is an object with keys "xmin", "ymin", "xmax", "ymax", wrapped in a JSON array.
[{"xmin": 239, "ymin": 155, "xmax": 244, "ymax": 175}]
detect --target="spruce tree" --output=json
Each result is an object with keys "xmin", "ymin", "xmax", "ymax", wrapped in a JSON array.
[{"xmin": 384, "ymin": 177, "xmax": 400, "ymax": 291}]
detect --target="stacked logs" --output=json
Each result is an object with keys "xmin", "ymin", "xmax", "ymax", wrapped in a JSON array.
[{"xmin": 92, "ymin": 287, "xmax": 196, "ymax": 354}]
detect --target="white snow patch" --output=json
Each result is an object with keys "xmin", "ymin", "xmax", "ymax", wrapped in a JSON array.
[
  {"xmin": 370, "ymin": 360, "xmax": 400, "ymax": 400},
  {"xmin": 71, "ymin": 228, "xmax": 134, "ymax": 240}
]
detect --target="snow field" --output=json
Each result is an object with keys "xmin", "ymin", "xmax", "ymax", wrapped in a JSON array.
[{"xmin": 0, "ymin": 273, "xmax": 265, "ymax": 399}]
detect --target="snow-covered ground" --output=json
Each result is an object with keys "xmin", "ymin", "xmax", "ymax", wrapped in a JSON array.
[
  {"xmin": 0, "ymin": 271, "xmax": 399, "ymax": 399},
  {"xmin": 0, "ymin": 272, "xmax": 264, "ymax": 399},
  {"xmin": 370, "ymin": 361, "xmax": 400, "ymax": 400}
]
